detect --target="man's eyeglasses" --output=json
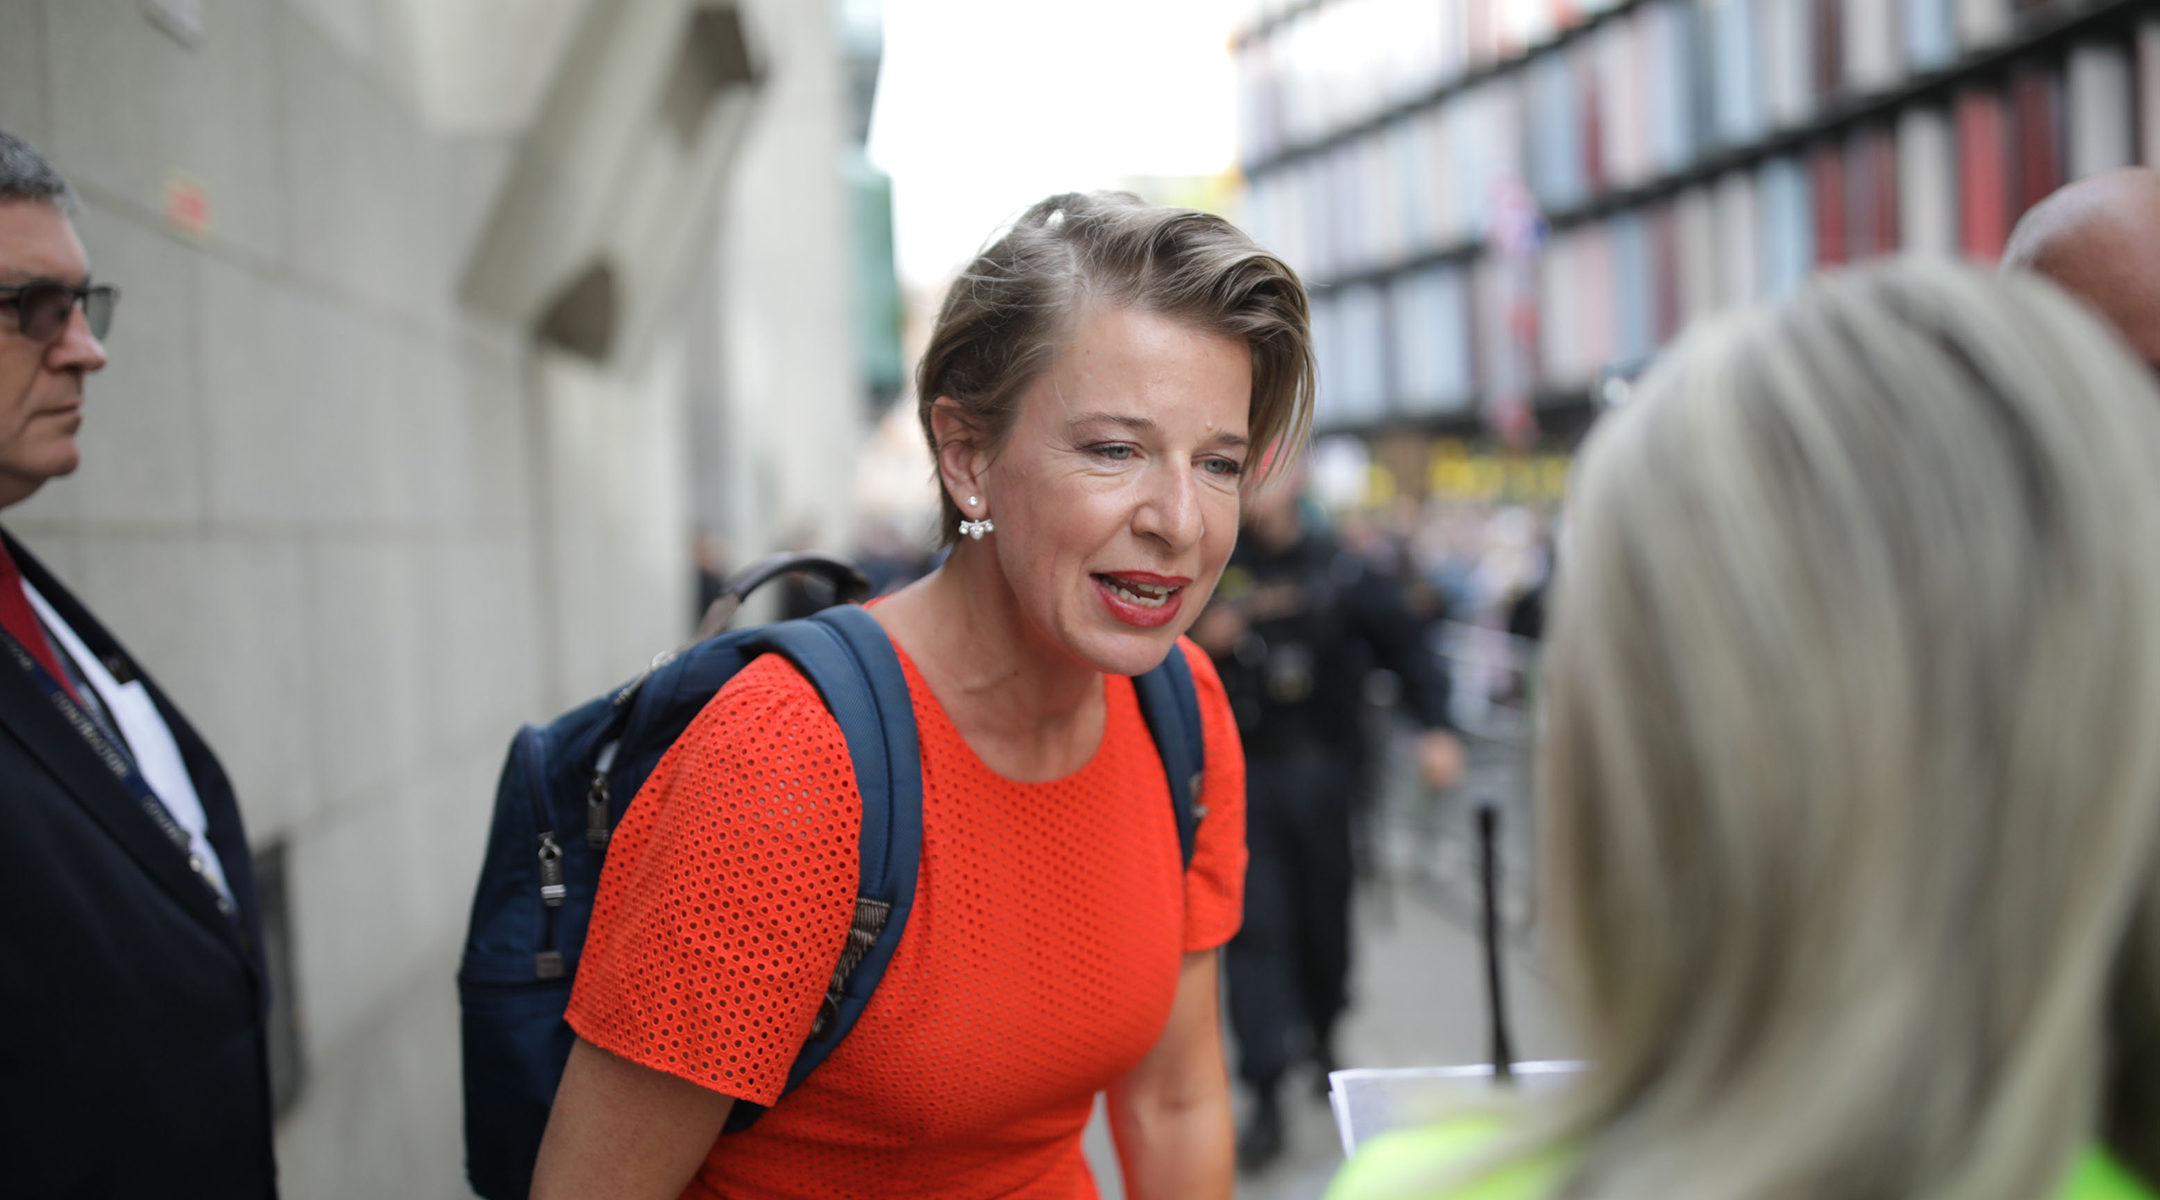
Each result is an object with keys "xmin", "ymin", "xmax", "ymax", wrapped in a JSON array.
[{"xmin": 0, "ymin": 282, "xmax": 118, "ymax": 345}]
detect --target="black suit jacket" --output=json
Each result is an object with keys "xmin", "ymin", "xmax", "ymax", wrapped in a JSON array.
[{"xmin": 0, "ymin": 530, "xmax": 278, "ymax": 1197}]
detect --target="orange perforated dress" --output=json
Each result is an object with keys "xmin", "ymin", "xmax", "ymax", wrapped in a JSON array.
[{"xmin": 565, "ymin": 636, "xmax": 1247, "ymax": 1200}]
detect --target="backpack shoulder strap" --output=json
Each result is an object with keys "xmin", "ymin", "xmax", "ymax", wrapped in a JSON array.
[
  {"xmin": 721, "ymin": 605, "xmax": 921, "ymax": 1130},
  {"xmin": 1132, "ymin": 644, "xmax": 1207, "ymax": 869}
]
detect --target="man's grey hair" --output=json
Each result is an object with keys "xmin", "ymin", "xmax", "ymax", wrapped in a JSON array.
[{"xmin": 0, "ymin": 128, "xmax": 76, "ymax": 209}]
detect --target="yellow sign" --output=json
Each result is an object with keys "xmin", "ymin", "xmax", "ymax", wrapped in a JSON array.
[{"xmin": 1425, "ymin": 442, "xmax": 1571, "ymax": 503}]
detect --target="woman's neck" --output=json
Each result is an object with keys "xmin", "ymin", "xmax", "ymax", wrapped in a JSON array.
[{"xmin": 871, "ymin": 545, "xmax": 1105, "ymax": 781}]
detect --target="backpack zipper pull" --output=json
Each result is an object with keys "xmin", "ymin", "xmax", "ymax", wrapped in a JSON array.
[
  {"xmin": 587, "ymin": 744, "xmax": 619, "ymax": 850},
  {"xmin": 537, "ymin": 832, "xmax": 566, "ymax": 907},
  {"xmin": 586, "ymin": 777, "xmax": 612, "ymax": 850}
]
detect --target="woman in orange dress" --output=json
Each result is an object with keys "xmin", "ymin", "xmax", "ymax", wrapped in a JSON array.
[{"xmin": 530, "ymin": 192, "xmax": 1315, "ymax": 1200}]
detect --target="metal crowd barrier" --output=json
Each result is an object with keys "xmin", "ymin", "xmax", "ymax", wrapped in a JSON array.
[{"xmin": 1358, "ymin": 621, "xmax": 1541, "ymax": 937}]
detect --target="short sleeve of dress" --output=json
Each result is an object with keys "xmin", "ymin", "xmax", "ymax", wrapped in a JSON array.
[
  {"xmin": 563, "ymin": 654, "xmax": 862, "ymax": 1106},
  {"xmin": 1177, "ymin": 637, "xmax": 1247, "ymax": 953}
]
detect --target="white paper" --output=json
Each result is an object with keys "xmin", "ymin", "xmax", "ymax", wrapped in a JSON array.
[{"xmin": 1328, "ymin": 1061, "xmax": 1586, "ymax": 1158}]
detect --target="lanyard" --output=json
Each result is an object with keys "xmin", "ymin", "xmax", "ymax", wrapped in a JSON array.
[{"xmin": 0, "ymin": 627, "xmax": 236, "ymax": 920}]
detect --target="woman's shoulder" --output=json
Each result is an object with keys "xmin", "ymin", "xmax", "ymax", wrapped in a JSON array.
[
  {"xmin": 692, "ymin": 650, "xmax": 846, "ymax": 737},
  {"xmin": 1325, "ymin": 1118, "xmax": 1560, "ymax": 1200},
  {"xmin": 647, "ymin": 651, "xmax": 857, "ymax": 804},
  {"xmin": 570, "ymin": 649, "xmax": 865, "ymax": 1107}
]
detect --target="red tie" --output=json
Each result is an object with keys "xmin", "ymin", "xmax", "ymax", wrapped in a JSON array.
[{"xmin": 0, "ymin": 542, "xmax": 81, "ymax": 705}]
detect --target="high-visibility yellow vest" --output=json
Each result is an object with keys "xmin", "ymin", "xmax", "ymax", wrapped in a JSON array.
[{"xmin": 1326, "ymin": 1119, "xmax": 2153, "ymax": 1200}]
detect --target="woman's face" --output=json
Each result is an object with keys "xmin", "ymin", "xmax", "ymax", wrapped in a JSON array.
[{"xmin": 964, "ymin": 306, "xmax": 1252, "ymax": 676}]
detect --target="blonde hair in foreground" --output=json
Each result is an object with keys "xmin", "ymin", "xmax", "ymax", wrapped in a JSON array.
[{"xmin": 1468, "ymin": 259, "xmax": 2160, "ymax": 1200}]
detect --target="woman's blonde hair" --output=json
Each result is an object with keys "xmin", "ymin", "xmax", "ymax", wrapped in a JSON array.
[
  {"xmin": 1490, "ymin": 258, "xmax": 2160, "ymax": 1199},
  {"xmin": 916, "ymin": 191, "xmax": 1315, "ymax": 545}
]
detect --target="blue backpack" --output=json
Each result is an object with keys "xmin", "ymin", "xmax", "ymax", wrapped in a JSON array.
[{"xmin": 457, "ymin": 554, "xmax": 1207, "ymax": 1200}]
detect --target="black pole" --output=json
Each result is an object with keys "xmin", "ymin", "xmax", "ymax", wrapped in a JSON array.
[{"xmin": 1477, "ymin": 800, "xmax": 1516, "ymax": 1082}]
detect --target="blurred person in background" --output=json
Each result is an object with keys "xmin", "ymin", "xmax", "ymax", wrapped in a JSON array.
[
  {"xmin": 0, "ymin": 129, "xmax": 277, "ymax": 1196},
  {"xmin": 1468, "ymin": 507, "xmax": 1547, "ymax": 630},
  {"xmin": 771, "ymin": 517, "xmax": 933, "ymax": 621},
  {"xmin": 1409, "ymin": 503, "xmax": 1489, "ymax": 623},
  {"xmin": 776, "ymin": 520, "xmax": 832, "ymax": 620},
  {"xmin": 1475, "ymin": 507, "xmax": 1552, "ymax": 710},
  {"xmin": 2002, "ymin": 167, "xmax": 2160, "ymax": 373},
  {"xmin": 533, "ymin": 192, "xmax": 1313, "ymax": 1200},
  {"xmin": 1192, "ymin": 467, "xmax": 1463, "ymax": 1173},
  {"xmin": 852, "ymin": 513, "xmax": 932, "ymax": 597},
  {"xmin": 692, "ymin": 527, "xmax": 729, "ymax": 627},
  {"xmin": 1327, "ymin": 259, "xmax": 2160, "ymax": 1200}
]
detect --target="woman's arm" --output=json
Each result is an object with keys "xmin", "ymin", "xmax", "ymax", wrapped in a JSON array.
[
  {"xmin": 530, "ymin": 1037, "xmax": 737, "ymax": 1200},
  {"xmin": 1108, "ymin": 950, "xmax": 1236, "ymax": 1200}
]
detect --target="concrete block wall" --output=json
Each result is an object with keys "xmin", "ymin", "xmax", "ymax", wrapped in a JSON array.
[
  {"xmin": 0, "ymin": 1, "xmax": 750, "ymax": 1195},
  {"xmin": 704, "ymin": 0, "xmax": 864, "ymax": 564}
]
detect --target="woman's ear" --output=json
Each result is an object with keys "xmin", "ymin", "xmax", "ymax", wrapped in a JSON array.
[{"xmin": 931, "ymin": 397, "xmax": 990, "ymax": 511}]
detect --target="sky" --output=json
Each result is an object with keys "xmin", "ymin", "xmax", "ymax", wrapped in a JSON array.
[{"xmin": 866, "ymin": 0, "xmax": 1246, "ymax": 289}]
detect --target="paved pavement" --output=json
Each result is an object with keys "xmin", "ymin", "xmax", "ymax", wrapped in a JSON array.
[{"xmin": 1083, "ymin": 736, "xmax": 1574, "ymax": 1199}]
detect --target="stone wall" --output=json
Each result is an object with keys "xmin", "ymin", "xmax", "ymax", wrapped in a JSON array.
[{"xmin": 0, "ymin": 0, "xmax": 859, "ymax": 1194}]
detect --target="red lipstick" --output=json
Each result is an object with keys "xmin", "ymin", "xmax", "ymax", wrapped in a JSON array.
[{"xmin": 1092, "ymin": 571, "xmax": 1189, "ymax": 629}]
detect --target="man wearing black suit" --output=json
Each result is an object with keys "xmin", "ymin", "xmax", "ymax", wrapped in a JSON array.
[{"xmin": 0, "ymin": 129, "xmax": 277, "ymax": 1196}]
